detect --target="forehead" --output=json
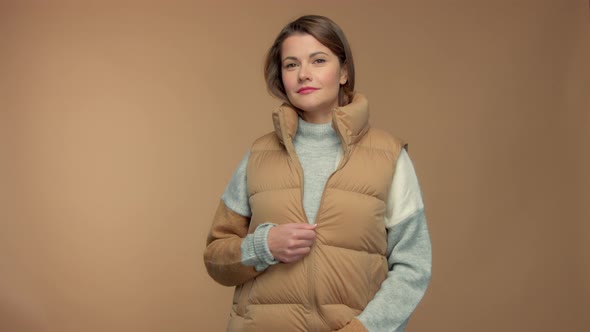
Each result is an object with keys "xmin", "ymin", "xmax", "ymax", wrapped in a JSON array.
[{"xmin": 281, "ymin": 33, "xmax": 334, "ymax": 58}]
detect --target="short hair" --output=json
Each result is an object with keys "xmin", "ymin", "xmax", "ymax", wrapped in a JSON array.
[{"xmin": 264, "ymin": 15, "xmax": 355, "ymax": 106}]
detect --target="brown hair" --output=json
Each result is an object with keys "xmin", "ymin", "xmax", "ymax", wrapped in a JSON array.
[{"xmin": 264, "ymin": 15, "xmax": 355, "ymax": 107}]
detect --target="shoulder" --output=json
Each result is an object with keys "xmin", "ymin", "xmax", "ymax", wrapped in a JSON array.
[
  {"xmin": 251, "ymin": 131, "xmax": 282, "ymax": 152},
  {"xmin": 221, "ymin": 150, "xmax": 252, "ymax": 217},
  {"xmin": 358, "ymin": 127, "xmax": 407, "ymax": 156},
  {"xmin": 386, "ymin": 148, "xmax": 425, "ymax": 227},
  {"xmin": 366, "ymin": 127, "xmax": 406, "ymax": 145}
]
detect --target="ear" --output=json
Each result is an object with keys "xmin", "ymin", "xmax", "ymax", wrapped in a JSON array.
[{"xmin": 339, "ymin": 64, "xmax": 348, "ymax": 85}]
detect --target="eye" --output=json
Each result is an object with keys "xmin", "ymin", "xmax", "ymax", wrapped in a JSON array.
[
  {"xmin": 284, "ymin": 63, "xmax": 297, "ymax": 69},
  {"xmin": 313, "ymin": 58, "xmax": 326, "ymax": 64}
]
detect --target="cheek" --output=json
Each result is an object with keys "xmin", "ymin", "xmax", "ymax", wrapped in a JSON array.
[
  {"xmin": 281, "ymin": 71, "xmax": 296, "ymax": 91},
  {"xmin": 322, "ymin": 68, "xmax": 342, "ymax": 88}
]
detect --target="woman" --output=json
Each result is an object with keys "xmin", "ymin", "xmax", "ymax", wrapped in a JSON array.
[{"xmin": 204, "ymin": 15, "xmax": 431, "ymax": 332}]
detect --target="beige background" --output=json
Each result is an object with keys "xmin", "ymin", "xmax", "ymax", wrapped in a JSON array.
[{"xmin": 1, "ymin": 1, "xmax": 588, "ymax": 331}]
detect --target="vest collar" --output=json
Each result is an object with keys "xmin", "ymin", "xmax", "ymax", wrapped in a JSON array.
[{"xmin": 272, "ymin": 93, "xmax": 370, "ymax": 148}]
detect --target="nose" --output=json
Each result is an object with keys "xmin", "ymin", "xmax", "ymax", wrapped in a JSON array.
[{"xmin": 298, "ymin": 64, "xmax": 311, "ymax": 82}]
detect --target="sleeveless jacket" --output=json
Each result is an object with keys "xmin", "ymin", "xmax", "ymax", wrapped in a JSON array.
[{"xmin": 204, "ymin": 94, "xmax": 406, "ymax": 332}]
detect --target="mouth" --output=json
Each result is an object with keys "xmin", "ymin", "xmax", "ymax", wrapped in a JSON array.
[{"xmin": 297, "ymin": 87, "xmax": 318, "ymax": 94}]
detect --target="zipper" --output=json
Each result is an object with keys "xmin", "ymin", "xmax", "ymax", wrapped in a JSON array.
[{"xmin": 285, "ymin": 109, "xmax": 351, "ymax": 331}]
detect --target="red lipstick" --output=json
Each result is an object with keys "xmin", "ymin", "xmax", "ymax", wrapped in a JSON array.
[{"xmin": 297, "ymin": 87, "xmax": 318, "ymax": 94}]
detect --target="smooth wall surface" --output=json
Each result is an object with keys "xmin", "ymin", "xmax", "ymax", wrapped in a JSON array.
[{"xmin": 1, "ymin": 1, "xmax": 588, "ymax": 331}]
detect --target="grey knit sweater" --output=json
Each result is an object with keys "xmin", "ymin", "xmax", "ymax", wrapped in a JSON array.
[{"xmin": 221, "ymin": 117, "xmax": 431, "ymax": 332}]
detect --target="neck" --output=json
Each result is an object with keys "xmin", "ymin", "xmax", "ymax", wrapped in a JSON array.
[
  {"xmin": 300, "ymin": 110, "xmax": 333, "ymax": 124},
  {"xmin": 294, "ymin": 117, "xmax": 340, "ymax": 148}
]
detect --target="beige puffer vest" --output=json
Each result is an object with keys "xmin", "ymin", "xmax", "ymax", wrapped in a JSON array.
[{"xmin": 228, "ymin": 94, "xmax": 405, "ymax": 332}]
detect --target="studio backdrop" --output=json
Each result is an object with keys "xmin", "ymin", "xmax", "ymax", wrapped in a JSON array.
[{"xmin": 1, "ymin": 1, "xmax": 588, "ymax": 331}]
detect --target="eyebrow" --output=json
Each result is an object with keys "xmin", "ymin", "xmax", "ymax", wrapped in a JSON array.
[{"xmin": 282, "ymin": 51, "xmax": 330, "ymax": 63}]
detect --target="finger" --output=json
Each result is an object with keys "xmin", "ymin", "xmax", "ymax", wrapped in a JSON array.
[
  {"xmin": 294, "ymin": 229, "xmax": 317, "ymax": 240},
  {"xmin": 291, "ymin": 223, "xmax": 317, "ymax": 230},
  {"xmin": 286, "ymin": 255, "xmax": 306, "ymax": 263},
  {"xmin": 282, "ymin": 255, "xmax": 302, "ymax": 264},
  {"xmin": 300, "ymin": 238, "xmax": 315, "ymax": 247},
  {"xmin": 290, "ymin": 246, "xmax": 311, "ymax": 256},
  {"xmin": 282, "ymin": 248, "xmax": 311, "ymax": 263},
  {"xmin": 285, "ymin": 239, "xmax": 313, "ymax": 250},
  {"xmin": 290, "ymin": 249, "xmax": 313, "ymax": 261}
]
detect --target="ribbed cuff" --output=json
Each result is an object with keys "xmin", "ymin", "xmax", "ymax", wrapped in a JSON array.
[
  {"xmin": 240, "ymin": 223, "xmax": 278, "ymax": 272},
  {"xmin": 253, "ymin": 223, "xmax": 278, "ymax": 267}
]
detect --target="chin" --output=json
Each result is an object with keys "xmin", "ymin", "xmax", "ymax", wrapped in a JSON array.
[{"xmin": 291, "ymin": 99, "xmax": 327, "ymax": 114}]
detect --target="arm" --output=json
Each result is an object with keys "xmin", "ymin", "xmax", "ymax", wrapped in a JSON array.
[
  {"xmin": 204, "ymin": 151, "xmax": 317, "ymax": 285},
  {"xmin": 204, "ymin": 151, "xmax": 287, "ymax": 285},
  {"xmin": 341, "ymin": 149, "xmax": 432, "ymax": 332},
  {"xmin": 204, "ymin": 199, "xmax": 262, "ymax": 286},
  {"xmin": 204, "ymin": 151, "xmax": 267, "ymax": 286}
]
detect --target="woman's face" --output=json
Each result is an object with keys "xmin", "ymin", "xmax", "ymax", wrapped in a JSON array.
[{"xmin": 280, "ymin": 33, "xmax": 348, "ymax": 124}]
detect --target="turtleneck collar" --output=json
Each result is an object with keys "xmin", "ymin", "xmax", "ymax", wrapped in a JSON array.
[
  {"xmin": 293, "ymin": 117, "xmax": 340, "ymax": 149},
  {"xmin": 271, "ymin": 93, "xmax": 370, "ymax": 148}
]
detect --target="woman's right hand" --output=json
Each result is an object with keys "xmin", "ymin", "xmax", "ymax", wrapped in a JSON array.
[{"xmin": 268, "ymin": 223, "xmax": 317, "ymax": 263}]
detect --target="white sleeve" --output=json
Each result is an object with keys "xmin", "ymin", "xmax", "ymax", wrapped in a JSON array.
[{"xmin": 385, "ymin": 148, "xmax": 425, "ymax": 228}]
